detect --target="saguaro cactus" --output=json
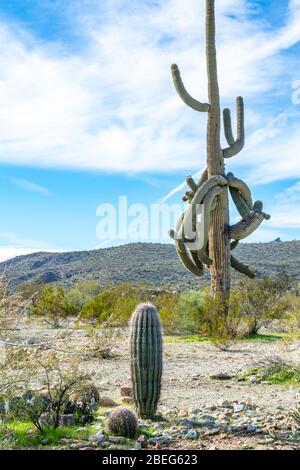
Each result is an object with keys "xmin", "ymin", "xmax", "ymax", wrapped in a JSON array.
[
  {"xmin": 170, "ymin": 0, "xmax": 270, "ymax": 299},
  {"xmin": 130, "ymin": 303, "xmax": 163, "ymax": 419}
]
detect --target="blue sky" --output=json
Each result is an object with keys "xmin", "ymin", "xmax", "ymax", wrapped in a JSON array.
[{"xmin": 0, "ymin": 0, "xmax": 299, "ymax": 260}]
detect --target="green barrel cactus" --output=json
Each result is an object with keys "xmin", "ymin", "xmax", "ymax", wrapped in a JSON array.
[{"xmin": 130, "ymin": 303, "xmax": 163, "ymax": 419}]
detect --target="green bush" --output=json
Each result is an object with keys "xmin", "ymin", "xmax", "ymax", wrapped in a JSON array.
[{"xmin": 32, "ymin": 285, "xmax": 77, "ymax": 327}]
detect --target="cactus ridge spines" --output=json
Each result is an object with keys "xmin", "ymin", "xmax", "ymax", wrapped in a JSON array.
[{"xmin": 130, "ymin": 303, "xmax": 162, "ymax": 419}]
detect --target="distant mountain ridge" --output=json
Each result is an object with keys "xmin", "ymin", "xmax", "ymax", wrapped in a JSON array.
[{"xmin": 0, "ymin": 241, "xmax": 299, "ymax": 291}]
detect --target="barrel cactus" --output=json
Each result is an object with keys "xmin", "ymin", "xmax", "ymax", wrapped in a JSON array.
[
  {"xmin": 130, "ymin": 303, "xmax": 163, "ymax": 419},
  {"xmin": 107, "ymin": 407, "xmax": 137, "ymax": 438}
]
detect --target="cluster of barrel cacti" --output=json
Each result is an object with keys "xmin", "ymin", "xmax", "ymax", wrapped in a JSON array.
[{"xmin": 130, "ymin": 303, "xmax": 163, "ymax": 419}]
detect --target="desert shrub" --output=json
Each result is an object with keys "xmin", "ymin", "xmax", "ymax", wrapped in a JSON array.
[
  {"xmin": 234, "ymin": 273, "xmax": 295, "ymax": 336},
  {"xmin": 240, "ymin": 357, "xmax": 300, "ymax": 384},
  {"xmin": 0, "ymin": 352, "xmax": 93, "ymax": 432},
  {"xmin": 155, "ymin": 291, "xmax": 181, "ymax": 334},
  {"xmin": 66, "ymin": 280, "xmax": 102, "ymax": 311},
  {"xmin": 178, "ymin": 290, "xmax": 206, "ymax": 334},
  {"xmin": 32, "ymin": 285, "xmax": 77, "ymax": 327}
]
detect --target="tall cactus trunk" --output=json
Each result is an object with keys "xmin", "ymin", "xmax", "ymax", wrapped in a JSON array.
[
  {"xmin": 206, "ymin": 0, "xmax": 231, "ymax": 301},
  {"xmin": 170, "ymin": 0, "xmax": 270, "ymax": 306}
]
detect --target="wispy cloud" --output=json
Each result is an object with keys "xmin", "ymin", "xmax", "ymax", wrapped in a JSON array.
[
  {"xmin": 0, "ymin": 0, "xmax": 299, "ymax": 182},
  {"xmin": 12, "ymin": 178, "xmax": 51, "ymax": 196}
]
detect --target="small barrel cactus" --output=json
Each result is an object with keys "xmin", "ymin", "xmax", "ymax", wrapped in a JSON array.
[
  {"xmin": 130, "ymin": 303, "xmax": 163, "ymax": 419},
  {"xmin": 107, "ymin": 407, "xmax": 137, "ymax": 438}
]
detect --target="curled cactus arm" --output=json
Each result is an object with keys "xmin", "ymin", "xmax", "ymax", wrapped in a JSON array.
[
  {"xmin": 171, "ymin": 64, "xmax": 210, "ymax": 112},
  {"xmin": 176, "ymin": 238, "xmax": 204, "ymax": 277},
  {"xmin": 179, "ymin": 175, "xmax": 227, "ymax": 240},
  {"xmin": 229, "ymin": 211, "xmax": 265, "ymax": 240},
  {"xmin": 229, "ymin": 187, "xmax": 252, "ymax": 218},
  {"xmin": 231, "ymin": 255, "xmax": 256, "ymax": 278},
  {"xmin": 226, "ymin": 172, "xmax": 253, "ymax": 209},
  {"xmin": 223, "ymin": 97, "xmax": 245, "ymax": 158}
]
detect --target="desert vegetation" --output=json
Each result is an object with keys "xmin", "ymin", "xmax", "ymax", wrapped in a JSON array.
[{"xmin": 0, "ymin": 268, "xmax": 299, "ymax": 450}]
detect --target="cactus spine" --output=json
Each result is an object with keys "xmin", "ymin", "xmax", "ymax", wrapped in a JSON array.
[
  {"xmin": 170, "ymin": 0, "xmax": 270, "ymax": 297},
  {"xmin": 130, "ymin": 303, "xmax": 162, "ymax": 419}
]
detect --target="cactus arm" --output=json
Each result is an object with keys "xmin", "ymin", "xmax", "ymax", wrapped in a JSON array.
[
  {"xmin": 226, "ymin": 173, "xmax": 253, "ymax": 209},
  {"xmin": 197, "ymin": 168, "xmax": 208, "ymax": 186},
  {"xmin": 223, "ymin": 108, "xmax": 235, "ymax": 146},
  {"xmin": 231, "ymin": 255, "xmax": 256, "ymax": 278},
  {"xmin": 179, "ymin": 175, "xmax": 227, "ymax": 240},
  {"xmin": 169, "ymin": 215, "xmax": 204, "ymax": 277},
  {"xmin": 229, "ymin": 187, "xmax": 252, "ymax": 218},
  {"xmin": 223, "ymin": 97, "xmax": 245, "ymax": 158},
  {"xmin": 176, "ymin": 238, "xmax": 204, "ymax": 277},
  {"xmin": 186, "ymin": 176, "xmax": 198, "ymax": 193},
  {"xmin": 229, "ymin": 211, "xmax": 265, "ymax": 240},
  {"xmin": 171, "ymin": 64, "xmax": 210, "ymax": 112}
]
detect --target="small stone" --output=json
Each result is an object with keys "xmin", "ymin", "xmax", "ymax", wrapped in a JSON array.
[
  {"xmin": 108, "ymin": 436, "xmax": 125, "ymax": 444},
  {"xmin": 208, "ymin": 428, "xmax": 220, "ymax": 435},
  {"xmin": 185, "ymin": 429, "xmax": 198, "ymax": 440},
  {"xmin": 178, "ymin": 410, "xmax": 189, "ymax": 417},
  {"xmin": 121, "ymin": 385, "xmax": 133, "ymax": 398},
  {"xmin": 89, "ymin": 432, "xmax": 105, "ymax": 443},
  {"xmin": 246, "ymin": 425, "xmax": 257, "ymax": 433},
  {"xmin": 135, "ymin": 442, "xmax": 142, "ymax": 450},
  {"xmin": 99, "ymin": 396, "xmax": 118, "ymax": 407},
  {"xmin": 249, "ymin": 376, "xmax": 259, "ymax": 384},
  {"xmin": 122, "ymin": 396, "xmax": 134, "ymax": 404},
  {"xmin": 210, "ymin": 373, "xmax": 232, "ymax": 380},
  {"xmin": 137, "ymin": 435, "xmax": 148, "ymax": 448},
  {"xmin": 233, "ymin": 403, "xmax": 245, "ymax": 413}
]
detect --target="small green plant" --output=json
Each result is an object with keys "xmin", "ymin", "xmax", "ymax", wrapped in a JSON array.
[
  {"xmin": 240, "ymin": 358, "xmax": 300, "ymax": 385},
  {"xmin": 107, "ymin": 407, "xmax": 137, "ymax": 438}
]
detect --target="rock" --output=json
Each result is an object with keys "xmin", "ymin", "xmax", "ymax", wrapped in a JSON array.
[
  {"xmin": 246, "ymin": 425, "xmax": 257, "ymax": 433},
  {"xmin": 135, "ymin": 442, "xmax": 143, "ymax": 450},
  {"xmin": 210, "ymin": 373, "xmax": 232, "ymax": 380},
  {"xmin": 137, "ymin": 435, "xmax": 148, "ymax": 448},
  {"xmin": 89, "ymin": 432, "xmax": 105, "ymax": 443},
  {"xmin": 249, "ymin": 376, "xmax": 260, "ymax": 384},
  {"xmin": 233, "ymin": 403, "xmax": 245, "ymax": 413},
  {"xmin": 108, "ymin": 436, "xmax": 126, "ymax": 444},
  {"xmin": 149, "ymin": 436, "xmax": 171, "ymax": 446},
  {"xmin": 208, "ymin": 428, "xmax": 220, "ymax": 435},
  {"xmin": 122, "ymin": 396, "xmax": 134, "ymax": 404},
  {"xmin": 185, "ymin": 429, "xmax": 198, "ymax": 440},
  {"xmin": 99, "ymin": 396, "xmax": 118, "ymax": 407},
  {"xmin": 121, "ymin": 385, "xmax": 133, "ymax": 397},
  {"xmin": 178, "ymin": 410, "xmax": 188, "ymax": 417},
  {"xmin": 59, "ymin": 414, "xmax": 75, "ymax": 427}
]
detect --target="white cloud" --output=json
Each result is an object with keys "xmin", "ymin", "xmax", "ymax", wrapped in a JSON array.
[
  {"xmin": 12, "ymin": 178, "xmax": 51, "ymax": 196},
  {"xmin": 0, "ymin": 0, "xmax": 299, "ymax": 180}
]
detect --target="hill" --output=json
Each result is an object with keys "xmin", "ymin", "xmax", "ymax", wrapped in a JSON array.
[{"xmin": 0, "ymin": 241, "xmax": 299, "ymax": 291}]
